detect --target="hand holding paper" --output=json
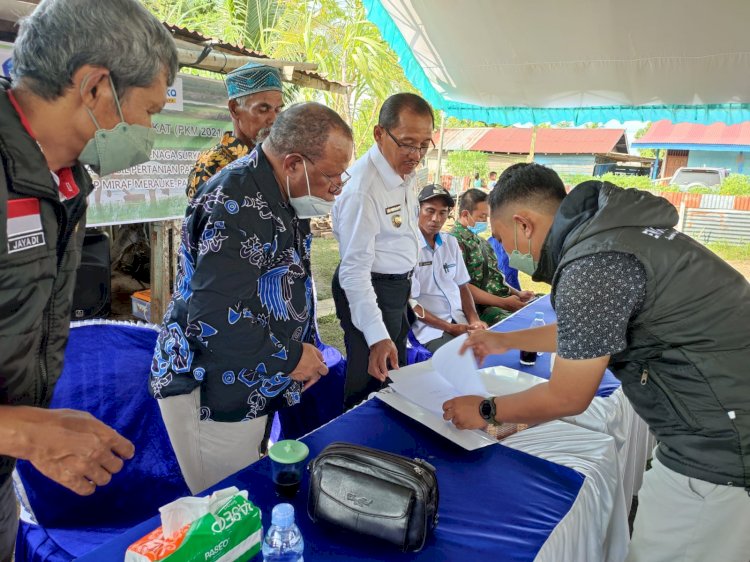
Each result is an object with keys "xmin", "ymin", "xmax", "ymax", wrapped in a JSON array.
[{"xmin": 459, "ymin": 329, "xmax": 509, "ymax": 366}]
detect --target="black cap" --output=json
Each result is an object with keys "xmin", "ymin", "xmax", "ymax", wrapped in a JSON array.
[{"xmin": 418, "ymin": 184, "xmax": 455, "ymax": 207}]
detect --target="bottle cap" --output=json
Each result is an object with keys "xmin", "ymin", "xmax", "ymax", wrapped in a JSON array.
[
  {"xmin": 534, "ymin": 312, "xmax": 545, "ymax": 319},
  {"xmin": 269, "ymin": 439, "xmax": 309, "ymax": 465},
  {"xmin": 271, "ymin": 503, "xmax": 295, "ymax": 527}
]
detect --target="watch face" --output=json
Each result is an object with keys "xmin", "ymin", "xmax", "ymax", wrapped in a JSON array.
[{"xmin": 479, "ymin": 399, "xmax": 492, "ymax": 420}]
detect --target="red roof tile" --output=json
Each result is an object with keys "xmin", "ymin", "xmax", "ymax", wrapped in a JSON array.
[
  {"xmin": 633, "ymin": 120, "xmax": 750, "ymax": 147},
  {"xmin": 438, "ymin": 127, "xmax": 626, "ymax": 154}
]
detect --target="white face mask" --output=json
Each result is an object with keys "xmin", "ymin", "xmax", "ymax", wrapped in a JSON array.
[{"xmin": 286, "ymin": 159, "xmax": 334, "ymax": 219}]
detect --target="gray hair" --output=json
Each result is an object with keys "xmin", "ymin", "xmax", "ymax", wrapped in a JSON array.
[
  {"xmin": 267, "ymin": 102, "xmax": 352, "ymax": 160},
  {"xmin": 12, "ymin": 0, "xmax": 178, "ymax": 100}
]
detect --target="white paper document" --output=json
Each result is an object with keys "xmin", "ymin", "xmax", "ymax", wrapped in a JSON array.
[
  {"xmin": 381, "ymin": 334, "xmax": 496, "ymax": 450},
  {"xmin": 431, "ymin": 334, "xmax": 487, "ymax": 396},
  {"xmin": 376, "ymin": 387, "xmax": 498, "ymax": 451},
  {"xmin": 390, "ymin": 364, "xmax": 462, "ymax": 416},
  {"xmin": 379, "ymin": 339, "xmax": 549, "ymax": 450}
]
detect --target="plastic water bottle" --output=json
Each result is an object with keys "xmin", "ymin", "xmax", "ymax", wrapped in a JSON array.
[
  {"xmin": 262, "ymin": 503, "xmax": 304, "ymax": 562},
  {"xmin": 520, "ymin": 312, "xmax": 546, "ymax": 366}
]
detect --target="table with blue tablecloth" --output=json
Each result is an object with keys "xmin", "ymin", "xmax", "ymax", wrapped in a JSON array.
[
  {"xmin": 482, "ymin": 295, "xmax": 655, "ymax": 507},
  {"xmin": 77, "ymin": 398, "xmax": 628, "ymax": 562}
]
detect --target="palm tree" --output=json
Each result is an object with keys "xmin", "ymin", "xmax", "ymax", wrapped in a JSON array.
[{"xmin": 144, "ymin": 0, "xmax": 415, "ymax": 156}]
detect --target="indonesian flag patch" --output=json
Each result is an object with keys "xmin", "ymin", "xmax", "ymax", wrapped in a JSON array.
[{"xmin": 7, "ymin": 198, "xmax": 46, "ymax": 254}]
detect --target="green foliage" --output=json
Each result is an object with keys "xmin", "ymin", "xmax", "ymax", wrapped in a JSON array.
[
  {"xmin": 559, "ymin": 172, "xmax": 655, "ymax": 190},
  {"xmin": 144, "ymin": 0, "xmax": 415, "ymax": 157},
  {"xmin": 634, "ymin": 122, "xmax": 656, "ymax": 158},
  {"xmin": 444, "ymin": 116, "xmax": 500, "ymax": 128},
  {"xmin": 446, "ymin": 150, "xmax": 489, "ymax": 179},
  {"xmin": 718, "ymin": 174, "xmax": 750, "ymax": 195},
  {"xmin": 559, "ymin": 172, "xmax": 750, "ymax": 196}
]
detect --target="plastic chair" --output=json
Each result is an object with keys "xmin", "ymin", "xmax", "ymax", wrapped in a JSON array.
[{"xmin": 14, "ymin": 322, "xmax": 190, "ymax": 562}]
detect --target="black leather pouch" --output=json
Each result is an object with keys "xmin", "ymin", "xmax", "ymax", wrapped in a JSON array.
[{"xmin": 307, "ymin": 442, "xmax": 439, "ymax": 551}]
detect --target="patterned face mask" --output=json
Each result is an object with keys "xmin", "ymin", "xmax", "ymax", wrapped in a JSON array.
[
  {"xmin": 286, "ymin": 159, "xmax": 334, "ymax": 218},
  {"xmin": 508, "ymin": 221, "xmax": 537, "ymax": 276}
]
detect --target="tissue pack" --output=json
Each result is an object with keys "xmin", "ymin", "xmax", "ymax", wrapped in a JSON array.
[{"xmin": 126, "ymin": 488, "xmax": 262, "ymax": 562}]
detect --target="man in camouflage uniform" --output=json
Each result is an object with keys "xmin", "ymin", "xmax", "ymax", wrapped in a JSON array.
[
  {"xmin": 186, "ymin": 62, "xmax": 284, "ymax": 199},
  {"xmin": 451, "ymin": 189, "xmax": 534, "ymax": 325}
]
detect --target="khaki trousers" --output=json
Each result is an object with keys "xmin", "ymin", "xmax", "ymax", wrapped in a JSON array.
[
  {"xmin": 158, "ymin": 387, "xmax": 268, "ymax": 495},
  {"xmin": 626, "ymin": 454, "xmax": 750, "ymax": 562}
]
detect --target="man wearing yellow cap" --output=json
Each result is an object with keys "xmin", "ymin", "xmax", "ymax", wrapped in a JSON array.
[{"xmin": 186, "ymin": 62, "xmax": 284, "ymax": 199}]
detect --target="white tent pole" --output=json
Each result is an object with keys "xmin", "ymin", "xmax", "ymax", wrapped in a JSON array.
[{"xmin": 435, "ymin": 110, "xmax": 446, "ymax": 183}]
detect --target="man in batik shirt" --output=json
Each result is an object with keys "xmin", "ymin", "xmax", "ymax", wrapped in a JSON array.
[
  {"xmin": 451, "ymin": 189, "xmax": 534, "ymax": 325},
  {"xmin": 152, "ymin": 103, "xmax": 354, "ymax": 494},
  {"xmin": 186, "ymin": 62, "xmax": 284, "ymax": 199}
]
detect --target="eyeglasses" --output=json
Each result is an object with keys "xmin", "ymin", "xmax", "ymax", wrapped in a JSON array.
[
  {"xmin": 299, "ymin": 153, "xmax": 351, "ymax": 195},
  {"xmin": 384, "ymin": 128, "xmax": 435, "ymax": 156}
]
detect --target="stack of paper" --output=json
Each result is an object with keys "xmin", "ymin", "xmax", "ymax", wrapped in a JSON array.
[
  {"xmin": 377, "ymin": 335, "xmax": 498, "ymax": 450},
  {"xmin": 377, "ymin": 334, "xmax": 547, "ymax": 450},
  {"xmin": 389, "ymin": 334, "xmax": 486, "ymax": 415}
]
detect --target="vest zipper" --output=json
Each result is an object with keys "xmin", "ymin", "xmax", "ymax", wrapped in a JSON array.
[
  {"xmin": 640, "ymin": 368, "xmax": 649, "ymax": 385},
  {"xmin": 37, "ymin": 203, "xmax": 68, "ymax": 404}
]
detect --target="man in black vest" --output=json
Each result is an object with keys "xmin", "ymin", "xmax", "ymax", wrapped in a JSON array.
[{"xmin": 443, "ymin": 163, "xmax": 750, "ymax": 562}]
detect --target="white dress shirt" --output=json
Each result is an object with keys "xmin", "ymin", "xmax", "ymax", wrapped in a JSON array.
[
  {"xmin": 332, "ymin": 144, "xmax": 419, "ymax": 346},
  {"xmin": 411, "ymin": 231, "xmax": 471, "ymax": 345}
]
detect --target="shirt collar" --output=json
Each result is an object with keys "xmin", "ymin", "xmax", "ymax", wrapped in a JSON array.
[
  {"xmin": 8, "ymin": 89, "xmax": 79, "ymax": 199},
  {"xmin": 220, "ymin": 131, "xmax": 248, "ymax": 150},
  {"xmin": 419, "ymin": 229, "xmax": 443, "ymax": 249},
  {"xmin": 368, "ymin": 144, "xmax": 414, "ymax": 191}
]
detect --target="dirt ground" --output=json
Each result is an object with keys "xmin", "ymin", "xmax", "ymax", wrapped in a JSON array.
[{"xmin": 727, "ymin": 260, "xmax": 750, "ymax": 279}]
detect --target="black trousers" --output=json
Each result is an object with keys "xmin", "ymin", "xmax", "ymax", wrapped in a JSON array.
[
  {"xmin": 0, "ymin": 476, "xmax": 17, "ymax": 562},
  {"xmin": 332, "ymin": 266, "xmax": 411, "ymax": 410}
]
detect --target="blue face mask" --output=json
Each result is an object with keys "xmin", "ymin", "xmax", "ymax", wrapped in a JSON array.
[
  {"xmin": 507, "ymin": 222, "xmax": 537, "ymax": 276},
  {"xmin": 468, "ymin": 220, "xmax": 487, "ymax": 235}
]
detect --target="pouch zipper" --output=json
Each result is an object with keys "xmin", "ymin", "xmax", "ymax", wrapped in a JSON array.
[{"xmin": 639, "ymin": 365, "xmax": 699, "ymax": 428}]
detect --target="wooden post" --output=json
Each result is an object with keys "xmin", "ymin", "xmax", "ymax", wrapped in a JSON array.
[
  {"xmin": 527, "ymin": 126, "xmax": 537, "ymax": 163},
  {"xmin": 150, "ymin": 221, "xmax": 171, "ymax": 323},
  {"xmin": 435, "ymin": 110, "xmax": 446, "ymax": 183}
]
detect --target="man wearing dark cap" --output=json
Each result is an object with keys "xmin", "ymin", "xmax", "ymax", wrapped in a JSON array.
[
  {"xmin": 410, "ymin": 185, "xmax": 486, "ymax": 352},
  {"xmin": 186, "ymin": 62, "xmax": 284, "ymax": 199}
]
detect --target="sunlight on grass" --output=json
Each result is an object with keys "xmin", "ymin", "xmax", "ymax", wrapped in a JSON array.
[
  {"xmin": 706, "ymin": 242, "xmax": 750, "ymax": 262},
  {"xmin": 311, "ymin": 238, "xmax": 340, "ymax": 301}
]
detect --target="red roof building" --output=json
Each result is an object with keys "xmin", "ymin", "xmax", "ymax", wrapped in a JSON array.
[
  {"xmin": 429, "ymin": 127, "xmax": 645, "ymax": 180},
  {"xmin": 632, "ymin": 120, "xmax": 750, "ymax": 178}
]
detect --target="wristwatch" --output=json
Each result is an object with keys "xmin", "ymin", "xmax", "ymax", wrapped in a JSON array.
[{"xmin": 479, "ymin": 397, "xmax": 501, "ymax": 426}]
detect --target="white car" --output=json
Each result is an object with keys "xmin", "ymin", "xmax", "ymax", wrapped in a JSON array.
[{"xmin": 669, "ymin": 167, "xmax": 728, "ymax": 192}]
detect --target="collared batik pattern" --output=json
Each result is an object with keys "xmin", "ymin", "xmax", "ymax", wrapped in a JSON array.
[{"xmin": 152, "ymin": 146, "xmax": 314, "ymax": 422}]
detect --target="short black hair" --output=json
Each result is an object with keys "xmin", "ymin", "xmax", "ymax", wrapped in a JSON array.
[
  {"xmin": 490, "ymin": 163, "xmax": 566, "ymax": 216},
  {"xmin": 458, "ymin": 188, "xmax": 488, "ymax": 214},
  {"xmin": 378, "ymin": 93, "xmax": 434, "ymax": 129}
]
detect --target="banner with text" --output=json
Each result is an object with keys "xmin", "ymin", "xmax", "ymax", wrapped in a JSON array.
[{"xmin": 87, "ymin": 73, "xmax": 230, "ymax": 227}]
